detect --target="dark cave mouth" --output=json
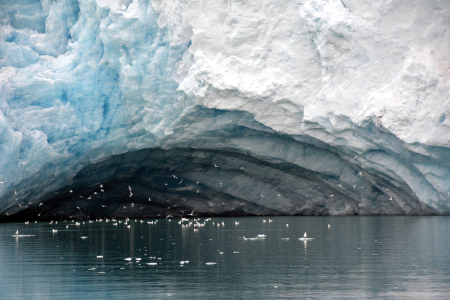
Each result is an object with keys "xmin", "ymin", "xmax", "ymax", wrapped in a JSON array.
[{"xmin": 2, "ymin": 144, "xmax": 432, "ymax": 222}]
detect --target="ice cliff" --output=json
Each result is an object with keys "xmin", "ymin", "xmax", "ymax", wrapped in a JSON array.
[{"xmin": 0, "ymin": 0, "xmax": 449, "ymax": 220}]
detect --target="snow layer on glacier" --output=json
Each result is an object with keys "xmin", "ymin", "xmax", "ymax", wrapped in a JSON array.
[{"xmin": 0, "ymin": 0, "xmax": 449, "ymax": 219}]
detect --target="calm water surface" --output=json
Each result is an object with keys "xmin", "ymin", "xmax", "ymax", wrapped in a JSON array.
[{"xmin": 1, "ymin": 216, "xmax": 450, "ymax": 299}]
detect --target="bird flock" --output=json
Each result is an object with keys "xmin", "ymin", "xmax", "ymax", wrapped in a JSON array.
[{"xmin": 13, "ymin": 216, "xmax": 332, "ymax": 265}]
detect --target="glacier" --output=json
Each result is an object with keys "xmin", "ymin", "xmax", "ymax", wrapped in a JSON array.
[{"xmin": 0, "ymin": 0, "xmax": 449, "ymax": 220}]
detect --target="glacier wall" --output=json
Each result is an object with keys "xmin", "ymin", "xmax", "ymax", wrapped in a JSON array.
[{"xmin": 0, "ymin": 0, "xmax": 449, "ymax": 220}]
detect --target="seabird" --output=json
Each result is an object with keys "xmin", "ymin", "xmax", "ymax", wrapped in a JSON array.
[{"xmin": 299, "ymin": 232, "xmax": 315, "ymax": 241}]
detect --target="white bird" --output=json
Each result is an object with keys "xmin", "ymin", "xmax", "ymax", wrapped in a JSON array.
[
  {"xmin": 127, "ymin": 225, "xmax": 131, "ymax": 228},
  {"xmin": 52, "ymin": 229, "xmax": 57, "ymax": 233},
  {"xmin": 328, "ymin": 224, "xmax": 331, "ymax": 228},
  {"xmin": 100, "ymin": 184, "xmax": 103, "ymax": 188},
  {"xmin": 69, "ymin": 190, "xmax": 73, "ymax": 193},
  {"xmin": 188, "ymin": 210, "xmax": 194, "ymax": 216},
  {"xmin": 128, "ymin": 186, "xmax": 132, "ymax": 191},
  {"xmin": 353, "ymin": 185, "xmax": 357, "ymax": 189},
  {"xmin": 148, "ymin": 197, "xmax": 151, "ymax": 201},
  {"xmin": 389, "ymin": 196, "xmax": 393, "ymax": 201},
  {"xmin": 240, "ymin": 167, "xmax": 244, "ymax": 169},
  {"xmin": 14, "ymin": 190, "xmax": 17, "ymax": 195},
  {"xmin": 299, "ymin": 232, "xmax": 315, "ymax": 241},
  {"xmin": 88, "ymin": 196, "xmax": 91, "ymax": 199},
  {"xmin": 358, "ymin": 171, "xmax": 362, "ymax": 176},
  {"xmin": 101, "ymin": 189, "xmax": 104, "ymax": 192},
  {"xmin": 330, "ymin": 194, "xmax": 334, "ymax": 197},
  {"xmin": 214, "ymin": 164, "xmax": 218, "ymax": 168},
  {"xmin": 173, "ymin": 175, "xmax": 178, "ymax": 179},
  {"xmin": 286, "ymin": 224, "xmax": 289, "ymax": 227}
]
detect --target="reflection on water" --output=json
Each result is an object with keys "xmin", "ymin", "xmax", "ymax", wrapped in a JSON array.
[{"xmin": 1, "ymin": 216, "xmax": 450, "ymax": 299}]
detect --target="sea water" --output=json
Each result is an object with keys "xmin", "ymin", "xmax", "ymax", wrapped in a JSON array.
[{"xmin": 1, "ymin": 216, "xmax": 450, "ymax": 299}]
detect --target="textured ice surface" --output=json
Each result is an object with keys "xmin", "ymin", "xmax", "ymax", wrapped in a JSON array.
[{"xmin": 0, "ymin": 0, "xmax": 449, "ymax": 219}]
